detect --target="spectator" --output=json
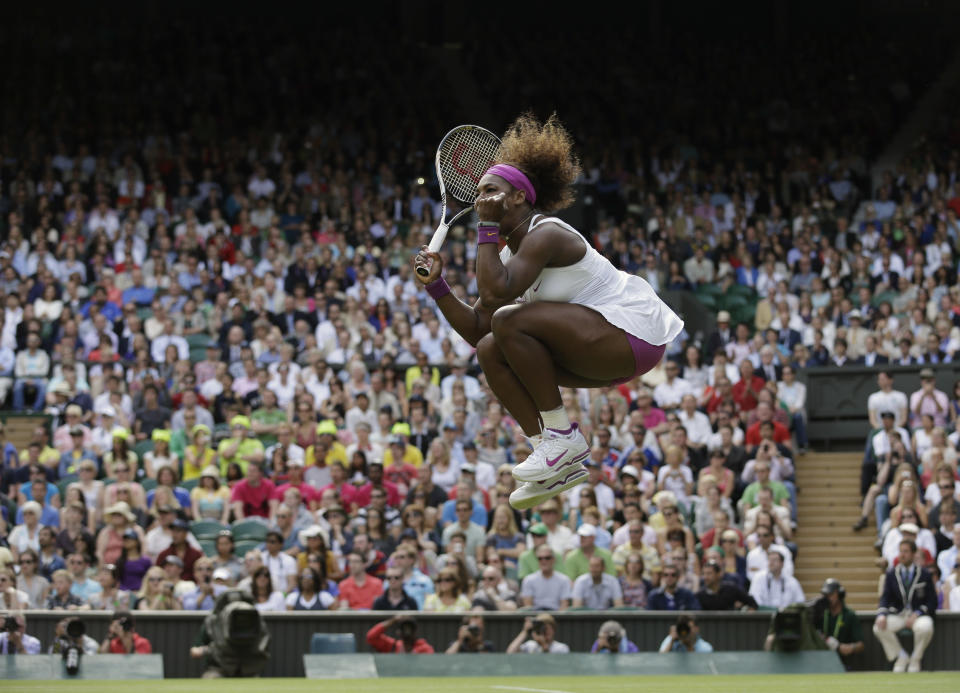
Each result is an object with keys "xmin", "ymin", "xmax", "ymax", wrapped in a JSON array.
[
  {"xmin": 182, "ymin": 558, "xmax": 225, "ymax": 610},
  {"xmin": 520, "ymin": 545, "xmax": 572, "ymax": 611},
  {"xmin": 909, "ymin": 369, "xmax": 949, "ymax": 429},
  {"xmin": 746, "ymin": 527, "xmax": 794, "ymax": 581},
  {"xmin": 748, "ymin": 550, "xmax": 805, "ymax": 608},
  {"xmin": 230, "ymin": 461, "xmax": 275, "ymax": 520},
  {"xmin": 658, "ymin": 613, "xmax": 713, "ymax": 653},
  {"xmin": 646, "ymin": 563, "xmax": 700, "ymax": 611},
  {"xmin": 696, "ymin": 559, "xmax": 756, "ymax": 611},
  {"xmin": 15, "ymin": 549, "xmax": 49, "ymax": 608},
  {"xmin": 260, "ymin": 531, "xmax": 297, "ymax": 594},
  {"xmin": 372, "ymin": 564, "xmax": 419, "ymax": 611},
  {"xmin": 156, "ymin": 518, "xmax": 203, "ymax": 582},
  {"xmin": 366, "ymin": 615, "xmax": 434, "ymax": 653},
  {"xmin": 13, "ymin": 332, "xmax": 49, "ymax": 412},
  {"xmin": 423, "ymin": 567, "xmax": 470, "ymax": 611},
  {"xmin": 571, "ymin": 555, "xmax": 624, "ymax": 609},
  {"xmin": 506, "ymin": 614, "xmax": 570, "ymax": 654},
  {"xmin": 286, "ymin": 568, "xmax": 336, "ymax": 611},
  {"xmin": 249, "ymin": 565, "xmax": 287, "ymax": 612},
  {"xmin": 590, "ymin": 620, "xmax": 638, "ymax": 653},
  {"xmin": 563, "ymin": 524, "xmax": 616, "ymax": 580},
  {"xmin": 46, "ymin": 569, "xmax": 86, "ymax": 610},
  {"xmin": 66, "ymin": 553, "xmax": 101, "ymax": 603},
  {"xmin": 338, "ymin": 551, "xmax": 384, "ymax": 610}
]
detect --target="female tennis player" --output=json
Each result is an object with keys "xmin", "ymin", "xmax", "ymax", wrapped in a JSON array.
[{"xmin": 414, "ymin": 114, "xmax": 683, "ymax": 509}]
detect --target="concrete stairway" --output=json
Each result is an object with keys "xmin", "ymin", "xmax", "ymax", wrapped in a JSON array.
[{"xmin": 794, "ymin": 451, "xmax": 879, "ymax": 611}]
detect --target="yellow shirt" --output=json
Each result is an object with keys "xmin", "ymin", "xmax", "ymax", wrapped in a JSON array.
[
  {"xmin": 404, "ymin": 365, "xmax": 440, "ymax": 392},
  {"xmin": 382, "ymin": 443, "xmax": 424, "ymax": 468},
  {"xmin": 217, "ymin": 437, "xmax": 264, "ymax": 476},
  {"xmin": 305, "ymin": 441, "xmax": 348, "ymax": 468},
  {"xmin": 183, "ymin": 446, "xmax": 216, "ymax": 481}
]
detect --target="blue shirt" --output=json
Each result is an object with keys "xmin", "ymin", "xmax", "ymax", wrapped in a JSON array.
[
  {"xmin": 70, "ymin": 577, "xmax": 103, "ymax": 603},
  {"xmin": 15, "ymin": 504, "xmax": 60, "ymax": 528},
  {"xmin": 440, "ymin": 499, "xmax": 487, "ymax": 529},
  {"xmin": 122, "ymin": 286, "xmax": 156, "ymax": 306},
  {"xmin": 660, "ymin": 635, "xmax": 713, "ymax": 653},
  {"xmin": 591, "ymin": 636, "xmax": 640, "ymax": 653},
  {"xmin": 391, "ymin": 569, "xmax": 434, "ymax": 609}
]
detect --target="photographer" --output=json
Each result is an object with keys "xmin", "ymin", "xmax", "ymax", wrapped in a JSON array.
[
  {"xmin": 506, "ymin": 613, "xmax": 570, "ymax": 654},
  {"xmin": 50, "ymin": 616, "xmax": 98, "ymax": 655},
  {"xmin": 445, "ymin": 613, "xmax": 495, "ymax": 653},
  {"xmin": 366, "ymin": 615, "xmax": 435, "ymax": 653},
  {"xmin": 0, "ymin": 612, "xmax": 41, "ymax": 654},
  {"xmin": 658, "ymin": 614, "xmax": 713, "ymax": 653},
  {"xmin": 590, "ymin": 620, "xmax": 638, "ymax": 654},
  {"xmin": 815, "ymin": 578, "xmax": 864, "ymax": 663},
  {"xmin": 98, "ymin": 611, "xmax": 152, "ymax": 654}
]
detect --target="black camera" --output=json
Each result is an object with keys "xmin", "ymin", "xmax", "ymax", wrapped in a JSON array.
[
  {"xmin": 676, "ymin": 622, "xmax": 691, "ymax": 638},
  {"xmin": 117, "ymin": 616, "xmax": 132, "ymax": 632},
  {"xmin": 531, "ymin": 620, "xmax": 546, "ymax": 635},
  {"xmin": 466, "ymin": 624, "xmax": 480, "ymax": 638},
  {"xmin": 3, "ymin": 616, "xmax": 18, "ymax": 633},
  {"xmin": 66, "ymin": 619, "xmax": 86, "ymax": 639}
]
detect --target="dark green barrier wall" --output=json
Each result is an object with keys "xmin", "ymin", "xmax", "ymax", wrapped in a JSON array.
[{"xmin": 18, "ymin": 610, "xmax": 960, "ymax": 677}]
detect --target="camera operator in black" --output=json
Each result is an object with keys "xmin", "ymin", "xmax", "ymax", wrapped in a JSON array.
[
  {"xmin": 658, "ymin": 613, "xmax": 713, "ymax": 653},
  {"xmin": 445, "ymin": 613, "xmax": 496, "ymax": 653},
  {"xmin": 0, "ymin": 612, "xmax": 41, "ymax": 654},
  {"xmin": 50, "ymin": 616, "xmax": 98, "ymax": 655}
]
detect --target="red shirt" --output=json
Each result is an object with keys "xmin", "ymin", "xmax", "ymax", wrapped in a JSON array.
[
  {"xmin": 731, "ymin": 376, "xmax": 765, "ymax": 412},
  {"xmin": 744, "ymin": 421, "xmax": 791, "ymax": 446},
  {"xmin": 354, "ymin": 481, "xmax": 401, "ymax": 508},
  {"xmin": 273, "ymin": 481, "xmax": 321, "ymax": 505},
  {"xmin": 383, "ymin": 463, "xmax": 418, "ymax": 490},
  {"xmin": 337, "ymin": 574, "xmax": 384, "ymax": 609},
  {"xmin": 156, "ymin": 544, "xmax": 204, "ymax": 582},
  {"xmin": 318, "ymin": 482, "xmax": 359, "ymax": 510},
  {"xmin": 106, "ymin": 633, "xmax": 153, "ymax": 654},
  {"xmin": 230, "ymin": 478, "xmax": 276, "ymax": 518},
  {"xmin": 366, "ymin": 622, "xmax": 434, "ymax": 653}
]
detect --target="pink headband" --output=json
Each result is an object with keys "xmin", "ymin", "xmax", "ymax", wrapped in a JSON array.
[{"xmin": 485, "ymin": 164, "xmax": 536, "ymax": 205}]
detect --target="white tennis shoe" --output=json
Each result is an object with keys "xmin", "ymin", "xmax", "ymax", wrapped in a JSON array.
[
  {"xmin": 509, "ymin": 467, "xmax": 589, "ymax": 510},
  {"xmin": 511, "ymin": 424, "xmax": 589, "ymax": 483}
]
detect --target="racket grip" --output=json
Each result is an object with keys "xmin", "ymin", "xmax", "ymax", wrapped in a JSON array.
[{"xmin": 416, "ymin": 221, "xmax": 450, "ymax": 277}]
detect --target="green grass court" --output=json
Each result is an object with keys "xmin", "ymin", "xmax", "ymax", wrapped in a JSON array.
[{"xmin": 3, "ymin": 674, "xmax": 959, "ymax": 693}]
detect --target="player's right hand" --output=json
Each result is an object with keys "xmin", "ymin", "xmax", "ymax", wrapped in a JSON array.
[{"xmin": 414, "ymin": 245, "xmax": 443, "ymax": 284}]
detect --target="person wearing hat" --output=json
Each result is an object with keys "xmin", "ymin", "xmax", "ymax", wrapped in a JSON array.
[
  {"xmin": 96, "ymin": 501, "xmax": 144, "ymax": 566},
  {"xmin": 908, "ymin": 368, "xmax": 949, "ymax": 429},
  {"xmin": 815, "ymin": 578, "xmax": 864, "ymax": 662},
  {"xmin": 704, "ymin": 310, "xmax": 734, "ymax": 362},
  {"xmin": 217, "ymin": 414, "xmax": 265, "ymax": 476},
  {"xmin": 506, "ymin": 613, "xmax": 569, "ymax": 654},
  {"xmin": 880, "ymin": 512, "xmax": 937, "ymax": 569},
  {"xmin": 305, "ymin": 419, "xmax": 348, "ymax": 471},
  {"xmin": 57, "ymin": 426, "xmax": 99, "ymax": 478},
  {"xmin": 383, "ymin": 421, "xmax": 424, "ymax": 468},
  {"xmin": 563, "ymin": 523, "xmax": 616, "ymax": 581},
  {"xmin": 874, "ymin": 539, "xmax": 937, "ymax": 672},
  {"xmin": 191, "ymin": 465, "xmax": 231, "ymax": 524},
  {"xmin": 156, "ymin": 518, "xmax": 203, "ymax": 583},
  {"xmin": 53, "ymin": 404, "xmax": 90, "ymax": 454},
  {"xmin": 90, "ymin": 405, "xmax": 119, "ymax": 458},
  {"xmin": 590, "ymin": 619, "xmax": 638, "ymax": 654}
]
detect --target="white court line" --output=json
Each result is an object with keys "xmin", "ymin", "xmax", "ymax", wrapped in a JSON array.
[{"xmin": 492, "ymin": 685, "xmax": 576, "ymax": 693}]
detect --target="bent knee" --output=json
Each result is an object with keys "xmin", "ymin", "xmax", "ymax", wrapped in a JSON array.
[
  {"xmin": 490, "ymin": 304, "xmax": 523, "ymax": 337},
  {"xmin": 914, "ymin": 616, "xmax": 934, "ymax": 634},
  {"xmin": 475, "ymin": 332, "xmax": 502, "ymax": 365}
]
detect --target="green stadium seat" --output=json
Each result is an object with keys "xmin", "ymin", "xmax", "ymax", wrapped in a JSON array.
[
  {"xmin": 696, "ymin": 284, "xmax": 723, "ymax": 296},
  {"xmin": 695, "ymin": 293, "xmax": 718, "ymax": 310},
  {"xmin": 727, "ymin": 284, "xmax": 757, "ymax": 300},
  {"xmin": 186, "ymin": 334, "xmax": 212, "ymax": 348},
  {"xmin": 140, "ymin": 478, "xmax": 158, "ymax": 493},
  {"xmin": 181, "ymin": 477, "xmax": 201, "ymax": 492},
  {"xmin": 191, "ymin": 519, "xmax": 227, "ymax": 539},
  {"xmin": 719, "ymin": 294, "xmax": 748, "ymax": 311},
  {"xmin": 310, "ymin": 633, "xmax": 357, "ymax": 654},
  {"xmin": 231, "ymin": 519, "xmax": 268, "ymax": 542},
  {"xmin": 234, "ymin": 539, "xmax": 263, "ymax": 557},
  {"xmin": 133, "ymin": 440, "xmax": 154, "ymax": 461},
  {"xmin": 189, "ymin": 347, "xmax": 207, "ymax": 364},
  {"xmin": 57, "ymin": 475, "xmax": 78, "ymax": 499},
  {"xmin": 199, "ymin": 539, "xmax": 218, "ymax": 557}
]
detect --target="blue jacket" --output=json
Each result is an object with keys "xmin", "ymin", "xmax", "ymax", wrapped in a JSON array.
[
  {"xmin": 646, "ymin": 587, "xmax": 701, "ymax": 611},
  {"xmin": 878, "ymin": 564, "xmax": 937, "ymax": 618}
]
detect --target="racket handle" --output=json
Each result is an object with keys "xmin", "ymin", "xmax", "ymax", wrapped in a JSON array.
[{"xmin": 417, "ymin": 221, "xmax": 451, "ymax": 277}]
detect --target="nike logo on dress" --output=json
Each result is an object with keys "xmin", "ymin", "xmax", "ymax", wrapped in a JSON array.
[{"xmin": 532, "ymin": 280, "xmax": 542, "ymax": 292}]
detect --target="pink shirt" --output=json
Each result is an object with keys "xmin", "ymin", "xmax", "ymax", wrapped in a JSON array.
[{"xmin": 230, "ymin": 478, "xmax": 276, "ymax": 518}]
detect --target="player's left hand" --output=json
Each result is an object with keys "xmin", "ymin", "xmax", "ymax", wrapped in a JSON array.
[{"xmin": 475, "ymin": 192, "xmax": 508, "ymax": 224}]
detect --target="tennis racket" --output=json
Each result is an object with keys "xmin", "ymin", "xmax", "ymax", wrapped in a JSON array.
[{"xmin": 416, "ymin": 124, "xmax": 502, "ymax": 276}]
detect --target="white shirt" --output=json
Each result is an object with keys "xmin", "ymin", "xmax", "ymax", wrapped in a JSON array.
[
  {"xmin": 749, "ymin": 569, "xmax": 805, "ymax": 608},
  {"xmin": 881, "ymin": 527, "xmax": 937, "ymax": 567},
  {"xmin": 678, "ymin": 410, "xmax": 713, "ymax": 446},
  {"xmin": 867, "ymin": 390, "xmax": 909, "ymax": 427},
  {"xmin": 566, "ymin": 482, "xmax": 616, "ymax": 520},
  {"xmin": 937, "ymin": 544, "xmax": 958, "ymax": 580},
  {"xmin": 263, "ymin": 551, "xmax": 298, "ymax": 593},
  {"xmin": 746, "ymin": 544, "xmax": 794, "ymax": 578},
  {"xmin": 653, "ymin": 378, "xmax": 693, "ymax": 410}
]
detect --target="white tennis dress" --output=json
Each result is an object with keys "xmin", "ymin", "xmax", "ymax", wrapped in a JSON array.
[{"xmin": 498, "ymin": 215, "xmax": 684, "ymax": 345}]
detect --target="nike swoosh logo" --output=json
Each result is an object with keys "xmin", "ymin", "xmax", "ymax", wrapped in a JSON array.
[
  {"xmin": 545, "ymin": 452, "xmax": 566, "ymax": 467},
  {"xmin": 532, "ymin": 280, "xmax": 542, "ymax": 292}
]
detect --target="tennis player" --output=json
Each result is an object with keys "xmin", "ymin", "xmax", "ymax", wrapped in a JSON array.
[{"xmin": 414, "ymin": 114, "xmax": 683, "ymax": 509}]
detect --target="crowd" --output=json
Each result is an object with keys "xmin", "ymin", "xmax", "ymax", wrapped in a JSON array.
[{"xmin": 0, "ymin": 9, "xmax": 956, "ymax": 678}]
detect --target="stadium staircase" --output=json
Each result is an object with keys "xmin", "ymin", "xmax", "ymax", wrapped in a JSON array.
[
  {"xmin": 794, "ymin": 451, "xmax": 877, "ymax": 610},
  {"xmin": 1, "ymin": 413, "xmax": 50, "ymax": 451}
]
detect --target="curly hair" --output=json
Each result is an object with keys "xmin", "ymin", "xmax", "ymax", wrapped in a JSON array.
[{"xmin": 495, "ymin": 113, "xmax": 581, "ymax": 213}]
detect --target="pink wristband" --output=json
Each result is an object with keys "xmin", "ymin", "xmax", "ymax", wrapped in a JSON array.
[
  {"xmin": 426, "ymin": 277, "xmax": 451, "ymax": 301},
  {"xmin": 477, "ymin": 223, "xmax": 500, "ymax": 245}
]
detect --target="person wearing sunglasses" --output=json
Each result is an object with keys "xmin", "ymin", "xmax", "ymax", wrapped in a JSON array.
[
  {"xmin": 646, "ymin": 563, "xmax": 701, "ymax": 611},
  {"xmin": 371, "ymin": 568, "xmax": 419, "ymax": 612}
]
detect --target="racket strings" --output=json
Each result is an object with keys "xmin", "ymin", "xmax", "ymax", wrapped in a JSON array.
[{"xmin": 438, "ymin": 127, "xmax": 501, "ymax": 205}]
